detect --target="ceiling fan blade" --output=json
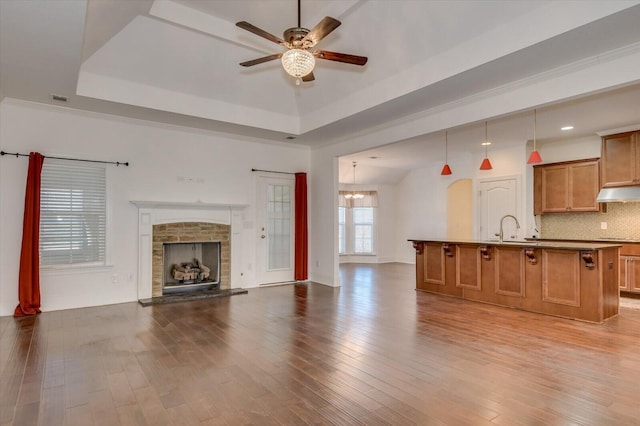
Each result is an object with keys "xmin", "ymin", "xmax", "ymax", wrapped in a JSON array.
[
  {"xmin": 239, "ymin": 53, "xmax": 283, "ymax": 67},
  {"xmin": 302, "ymin": 72, "xmax": 315, "ymax": 82},
  {"xmin": 314, "ymin": 50, "xmax": 368, "ymax": 66},
  {"xmin": 236, "ymin": 21, "xmax": 284, "ymax": 45},
  {"xmin": 301, "ymin": 17, "xmax": 341, "ymax": 47}
]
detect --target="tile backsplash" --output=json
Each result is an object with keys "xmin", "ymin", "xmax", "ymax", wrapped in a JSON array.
[{"xmin": 540, "ymin": 202, "xmax": 640, "ymax": 240}]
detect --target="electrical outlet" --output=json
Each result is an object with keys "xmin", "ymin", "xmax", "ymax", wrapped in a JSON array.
[
  {"xmin": 600, "ymin": 222, "xmax": 607, "ymax": 230},
  {"xmin": 111, "ymin": 273, "xmax": 119, "ymax": 283}
]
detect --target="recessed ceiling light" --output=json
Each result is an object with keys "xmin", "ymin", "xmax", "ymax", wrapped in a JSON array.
[
  {"xmin": 481, "ymin": 142, "xmax": 491, "ymax": 146},
  {"xmin": 561, "ymin": 126, "xmax": 574, "ymax": 131}
]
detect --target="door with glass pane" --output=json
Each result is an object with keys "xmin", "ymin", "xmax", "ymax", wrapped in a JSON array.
[{"xmin": 256, "ymin": 175, "xmax": 295, "ymax": 285}]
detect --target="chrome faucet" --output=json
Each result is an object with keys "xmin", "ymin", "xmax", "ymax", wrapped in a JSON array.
[{"xmin": 496, "ymin": 214, "xmax": 520, "ymax": 243}]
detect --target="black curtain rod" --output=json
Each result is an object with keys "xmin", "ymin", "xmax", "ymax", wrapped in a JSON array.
[
  {"xmin": 1, "ymin": 151, "xmax": 129, "ymax": 166},
  {"xmin": 251, "ymin": 168, "xmax": 296, "ymax": 175}
]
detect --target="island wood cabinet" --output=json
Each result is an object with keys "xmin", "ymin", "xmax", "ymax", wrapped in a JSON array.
[
  {"xmin": 533, "ymin": 158, "xmax": 602, "ymax": 214},
  {"xmin": 411, "ymin": 240, "xmax": 619, "ymax": 323},
  {"xmin": 601, "ymin": 131, "xmax": 640, "ymax": 188},
  {"xmin": 619, "ymin": 244, "xmax": 640, "ymax": 294}
]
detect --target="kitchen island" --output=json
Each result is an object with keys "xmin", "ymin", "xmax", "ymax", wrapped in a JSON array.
[{"xmin": 409, "ymin": 239, "xmax": 620, "ymax": 323}]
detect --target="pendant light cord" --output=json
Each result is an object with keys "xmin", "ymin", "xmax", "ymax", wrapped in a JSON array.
[
  {"xmin": 445, "ymin": 130, "xmax": 448, "ymax": 162},
  {"xmin": 352, "ymin": 161, "xmax": 357, "ymax": 184},
  {"xmin": 485, "ymin": 121, "xmax": 488, "ymax": 157},
  {"xmin": 533, "ymin": 109, "xmax": 537, "ymax": 150},
  {"xmin": 297, "ymin": 0, "xmax": 301, "ymax": 27}
]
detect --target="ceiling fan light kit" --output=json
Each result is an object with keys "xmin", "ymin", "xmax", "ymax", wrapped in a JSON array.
[
  {"xmin": 236, "ymin": 0, "xmax": 367, "ymax": 84},
  {"xmin": 281, "ymin": 49, "xmax": 315, "ymax": 83}
]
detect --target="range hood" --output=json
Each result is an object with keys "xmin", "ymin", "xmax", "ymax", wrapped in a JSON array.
[{"xmin": 596, "ymin": 187, "xmax": 640, "ymax": 203}]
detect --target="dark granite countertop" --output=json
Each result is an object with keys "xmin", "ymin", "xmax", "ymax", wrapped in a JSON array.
[{"xmin": 408, "ymin": 238, "xmax": 621, "ymax": 250}]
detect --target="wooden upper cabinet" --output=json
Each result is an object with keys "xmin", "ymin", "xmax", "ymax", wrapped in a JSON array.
[
  {"xmin": 568, "ymin": 161, "xmax": 601, "ymax": 211},
  {"xmin": 601, "ymin": 131, "xmax": 640, "ymax": 187},
  {"xmin": 534, "ymin": 159, "xmax": 602, "ymax": 214}
]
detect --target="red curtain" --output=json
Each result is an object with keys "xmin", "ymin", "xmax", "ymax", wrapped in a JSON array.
[
  {"xmin": 14, "ymin": 152, "xmax": 44, "ymax": 317},
  {"xmin": 294, "ymin": 172, "xmax": 308, "ymax": 281}
]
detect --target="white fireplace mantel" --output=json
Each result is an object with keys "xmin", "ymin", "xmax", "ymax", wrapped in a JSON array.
[{"xmin": 132, "ymin": 200, "xmax": 247, "ymax": 299}]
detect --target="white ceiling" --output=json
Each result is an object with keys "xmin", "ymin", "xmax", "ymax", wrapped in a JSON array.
[{"xmin": 1, "ymin": 0, "xmax": 640, "ymax": 180}]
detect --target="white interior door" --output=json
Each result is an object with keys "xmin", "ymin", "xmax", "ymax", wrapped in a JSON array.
[
  {"xmin": 479, "ymin": 178, "xmax": 519, "ymax": 241},
  {"xmin": 256, "ymin": 175, "xmax": 295, "ymax": 285}
]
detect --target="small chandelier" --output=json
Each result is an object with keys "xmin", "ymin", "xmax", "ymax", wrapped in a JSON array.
[
  {"xmin": 281, "ymin": 49, "xmax": 315, "ymax": 85},
  {"xmin": 344, "ymin": 161, "xmax": 364, "ymax": 199}
]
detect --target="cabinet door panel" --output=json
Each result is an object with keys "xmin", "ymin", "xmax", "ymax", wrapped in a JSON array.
[
  {"xmin": 602, "ymin": 133, "xmax": 636, "ymax": 187},
  {"xmin": 495, "ymin": 247, "xmax": 524, "ymax": 296},
  {"xmin": 619, "ymin": 257, "xmax": 629, "ymax": 291},
  {"xmin": 542, "ymin": 249, "xmax": 580, "ymax": 306},
  {"xmin": 628, "ymin": 256, "xmax": 640, "ymax": 293},
  {"xmin": 456, "ymin": 245, "xmax": 480, "ymax": 290},
  {"xmin": 541, "ymin": 166, "xmax": 568, "ymax": 212},
  {"xmin": 568, "ymin": 161, "xmax": 600, "ymax": 211},
  {"xmin": 423, "ymin": 243, "xmax": 445, "ymax": 285}
]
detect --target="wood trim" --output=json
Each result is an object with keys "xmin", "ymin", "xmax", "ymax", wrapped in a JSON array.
[
  {"xmin": 581, "ymin": 251, "xmax": 596, "ymax": 270},
  {"xmin": 412, "ymin": 241, "xmax": 424, "ymax": 255},
  {"xmin": 525, "ymin": 248, "xmax": 537, "ymax": 265}
]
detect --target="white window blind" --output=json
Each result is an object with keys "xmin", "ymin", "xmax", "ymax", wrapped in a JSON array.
[{"xmin": 40, "ymin": 161, "xmax": 106, "ymax": 266}]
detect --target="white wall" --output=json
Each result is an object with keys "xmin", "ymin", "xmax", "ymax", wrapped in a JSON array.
[{"xmin": 0, "ymin": 99, "xmax": 310, "ymax": 316}]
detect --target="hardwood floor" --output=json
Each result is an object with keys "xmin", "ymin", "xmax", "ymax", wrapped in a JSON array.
[{"xmin": 2, "ymin": 262, "xmax": 640, "ymax": 425}]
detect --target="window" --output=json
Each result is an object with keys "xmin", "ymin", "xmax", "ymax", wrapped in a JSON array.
[
  {"xmin": 338, "ymin": 206, "xmax": 376, "ymax": 255},
  {"xmin": 338, "ymin": 207, "xmax": 346, "ymax": 254},
  {"xmin": 352, "ymin": 207, "xmax": 374, "ymax": 253},
  {"xmin": 267, "ymin": 183, "xmax": 291, "ymax": 270},
  {"xmin": 39, "ymin": 161, "xmax": 106, "ymax": 266}
]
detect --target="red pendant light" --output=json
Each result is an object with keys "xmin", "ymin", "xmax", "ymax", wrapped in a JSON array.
[
  {"xmin": 527, "ymin": 109, "xmax": 543, "ymax": 164},
  {"xmin": 479, "ymin": 157, "xmax": 493, "ymax": 170},
  {"xmin": 479, "ymin": 121, "xmax": 493, "ymax": 170},
  {"xmin": 440, "ymin": 130, "xmax": 452, "ymax": 175}
]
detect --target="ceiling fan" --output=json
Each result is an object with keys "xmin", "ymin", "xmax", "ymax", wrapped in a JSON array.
[{"xmin": 236, "ymin": 0, "xmax": 368, "ymax": 85}]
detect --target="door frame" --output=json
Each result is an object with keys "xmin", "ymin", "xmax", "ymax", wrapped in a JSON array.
[
  {"xmin": 476, "ymin": 174, "xmax": 523, "ymax": 241},
  {"xmin": 254, "ymin": 172, "xmax": 296, "ymax": 285}
]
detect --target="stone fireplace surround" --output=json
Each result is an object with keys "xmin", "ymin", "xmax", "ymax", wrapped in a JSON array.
[
  {"xmin": 132, "ymin": 201, "xmax": 246, "ymax": 300},
  {"xmin": 155, "ymin": 225, "xmax": 227, "ymax": 295}
]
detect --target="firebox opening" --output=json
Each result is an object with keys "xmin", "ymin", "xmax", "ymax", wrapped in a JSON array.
[{"xmin": 163, "ymin": 241, "xmax": 221, "ymax": 294}]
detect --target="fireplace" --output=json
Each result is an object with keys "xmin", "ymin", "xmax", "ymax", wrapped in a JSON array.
[
  {"xmin": 163, "ymin": 241, "xmax": 221, "ymax": 294},
  {"xmin": 132, "ymin": 201, "xmax": 246, "ymax": 300},
  {"xmin": 152, "ymin": 222, "xmax": 230, "ymax": 297}
]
